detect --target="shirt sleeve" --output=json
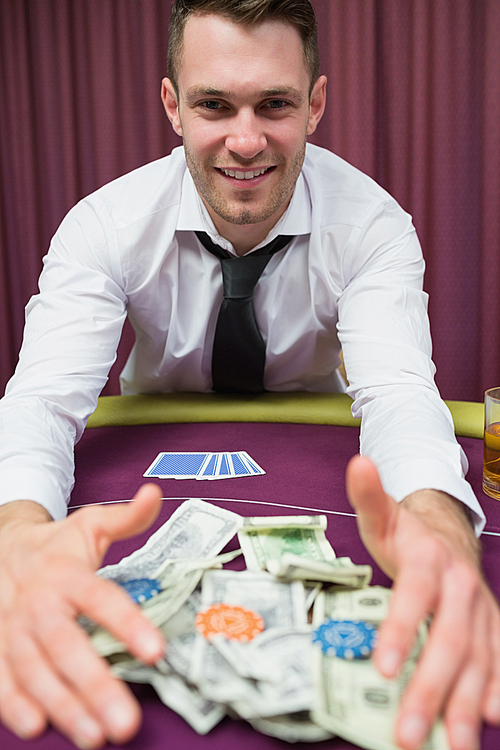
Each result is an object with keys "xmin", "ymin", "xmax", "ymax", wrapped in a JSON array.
[
  {"xmin": 336, "ymin": 198, "xmax": 486, "ymax": 534},
  {"xmin": 0, "ymin": 199, "xmax": 127, "ymax": 520}
]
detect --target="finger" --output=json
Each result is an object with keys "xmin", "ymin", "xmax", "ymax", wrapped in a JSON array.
[
  {"xmin": 345, "ymin": 455, "xmax": 398, "ymax": 576},
  {"xmin": 396, "ymin": 561, "xmax": 479, "ymax": 750},
  {"xmin": 482, "ymin": 591, "xmax": 500, "ymax": 725},
  {"xmin": 72, "ymin": 483, "xmax": 162, "ymax": 563},
  {"xmin": 35, "ymin": 607, "xmax": 144, "ymax": 745},
  {"xmin": 47, "ymin": 566, "xmax": 164, "ymax": 663},
  {"xmin": 346, "ymin": 455, "xmax": 394, "ymax": 538},
  {"xmin": 443, "ymin": 597, "xmax": 490, "ymax": 750},
  {"xmin": 375, "ymin": 540, "xmax": 443, "ymax": 678},
  {"xmin": 7, "ymin": 625, "xmax": 108, "ymax": 749},
  {"xmin": 0, "ymin": 650, "xmax": 46, "ymax": 740}
]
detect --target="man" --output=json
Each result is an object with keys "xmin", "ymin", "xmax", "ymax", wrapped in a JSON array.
[{"xmin": 0, "ymin": 1, "xmax": 498, "ymax": 749}]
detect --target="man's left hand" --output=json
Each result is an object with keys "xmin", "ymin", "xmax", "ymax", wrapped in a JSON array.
[{"xmin": 346, "ymin": 455, "xmax": 500, "ymax": 750}]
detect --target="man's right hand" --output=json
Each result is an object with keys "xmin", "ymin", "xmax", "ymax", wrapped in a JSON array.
[{"xmin": 0, "ymin": 485, "xmax": 165, "ymax": 749}]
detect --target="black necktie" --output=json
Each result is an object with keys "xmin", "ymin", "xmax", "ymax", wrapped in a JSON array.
[{"xmin": 196, "ymin": 231, "xmax": 293, "ymax": 393}]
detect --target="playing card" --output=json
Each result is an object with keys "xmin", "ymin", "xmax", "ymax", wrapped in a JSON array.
[
  {"xmin": 143, "ymin": 452, "xmax": 211, "ymax": 479},
  {"xmin": 143, "ymin": 451, "xmax": 265, "ymax": 480},
  {"xmin": 237, "ymin": 451, "xmax": 266, "ymax": 476}
]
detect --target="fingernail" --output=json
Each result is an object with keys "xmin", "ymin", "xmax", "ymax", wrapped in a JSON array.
[
  {"xmin": 134, "ymin": 629, "xmax": 164, "ymax": 660},
  {"xmin": 74, "ymin": 716, "xmax": 103, "ymax": 749},
  {"xmin": 398, "ymin": 714, "xmax": 428, "ymax": 748},
  {"xmin": 15, "ymin": 711, "xmax": 44, "ymax": 739},
  {"xmin": 378, "ymin": 648, "xmax": 401, "ymax": 676},
  {"xmin": 450, "ymin": 722, "xmax": 479, "ymax": 750},
  {"xmin": 103, "ymin": 700, "xmax": 134, "ymax": 738},
  {"xmin": 486, "ymin": 694, "xmax": 500, "ymax": 722}
]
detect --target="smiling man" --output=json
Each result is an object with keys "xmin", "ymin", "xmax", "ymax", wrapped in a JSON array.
[
  {"xmin": 161, "ymin": 11, "xmax": 324, "ymax": 252},
  {"xmin": 0, "ymin": 2, "xmax": 499, "ymax": 750}
]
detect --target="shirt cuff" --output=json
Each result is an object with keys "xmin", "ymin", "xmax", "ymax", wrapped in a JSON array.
[
  {"xmin": 0, "ymin": 468, "xmax": 69, "ymax": 521},
  {"xmin": 378, "ymin": 457, "xmax": 486, "ymax": 536}
]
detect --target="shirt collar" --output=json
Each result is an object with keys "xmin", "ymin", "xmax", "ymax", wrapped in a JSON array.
[{"xmin": 176, "ymin": 160, "xmax": 311, "ymax": 255}]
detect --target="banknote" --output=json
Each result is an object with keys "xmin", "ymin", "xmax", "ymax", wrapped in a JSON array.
[
  {"xmin": 220, "ymin": 627, "xmax": 316, "ymax": 719},
  {"xmin": 87, "ymin": 499, "xmax": 449, "ymax": 750},
  {"xmin": 189, "ymin": 569, "xmax": 307, "ymax": 700},
  {"xmin": 249, "ymin": 712, "xmax": 334, "ymax": 743},
  {"xmin": 111, "ymin": 656, "xmax": 225, "ymax": 735},
  {"xmin": 99, "ymin": 498, "xmax": 242, "ymax": 582},
  {"xmin": 313, "ymin": 584, "xmax": 392, "ymax": 626},
  {"xmin": 312, "ymin": 641, "xmax": 450, "ymax": 750},
  {"xmin": 311, "ymin": 587, "xmax": 451, "ymax": 750},
  {"xmin": 238, "ymin": 514, "xmax": 336, "ymax": 571},
  {"xmin": 91, "ymin": 549, "xmax": 242, "ymax": 657},
  {"xmin": 268, "ymin": 552, "xmax": 372, "ymax": 588},
  {"xmin": 159, "ymin": 589, "xmax": 201, "ymax": 678}
]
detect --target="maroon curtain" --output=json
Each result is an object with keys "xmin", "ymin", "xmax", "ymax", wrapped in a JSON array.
[{"xmin": 1, "ymin": 0, "xmax": 499, "ymax": 400}]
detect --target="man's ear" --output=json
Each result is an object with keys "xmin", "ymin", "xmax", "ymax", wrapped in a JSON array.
[
  {"xmin": 161, "ymin": 78, "xmax": 183, "ymax": 137},
  {"xmin": 306, "ymin": 75, "xmax": 327, "ymax": 136}
]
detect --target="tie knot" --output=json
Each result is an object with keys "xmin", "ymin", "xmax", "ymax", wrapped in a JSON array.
[{"xmin": 220, "ymin": 255, "xmax": 272, "ymax": 299}]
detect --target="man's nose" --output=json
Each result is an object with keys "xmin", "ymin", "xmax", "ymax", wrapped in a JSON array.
[{"xmin": 224, "ymin": 109, "xmax": 267, "ymax": 159}]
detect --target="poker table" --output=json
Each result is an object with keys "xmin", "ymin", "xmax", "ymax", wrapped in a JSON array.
[{"xmin": 2, "ymin": 392, "xmax": 499, "ymax": 750}]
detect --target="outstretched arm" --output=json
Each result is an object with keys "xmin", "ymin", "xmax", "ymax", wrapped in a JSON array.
[
  {"xmin": 0, "ymin": 485, "xmax": 165, "ymax": 749},
  {"xmin": 346, "ymin": 455, "xmax": 500, "ymax": 750}
]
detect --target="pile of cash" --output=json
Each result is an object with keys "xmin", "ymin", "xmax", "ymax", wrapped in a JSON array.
[{"xmin": 82, "ymin": 499, "xmax": 449, "ymax": 750}]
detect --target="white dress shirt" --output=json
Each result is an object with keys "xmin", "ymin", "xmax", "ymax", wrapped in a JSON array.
[{"xmin": 0, "ymin": 144, "xmax": 485, "ymax": 529}]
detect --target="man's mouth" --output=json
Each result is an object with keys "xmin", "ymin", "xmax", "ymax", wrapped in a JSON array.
[{"xmin": 217, "ymin": 166, "xmax": 275, "ymax": 180}]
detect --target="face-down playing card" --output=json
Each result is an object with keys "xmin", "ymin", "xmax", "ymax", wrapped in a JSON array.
[
  {"xmin": 143, "ymin": 452, "xmax": 212, "ymax": 479},
  {"xmin": 143, "ymin": 451, "xmax": 265, "ymax": 480}
]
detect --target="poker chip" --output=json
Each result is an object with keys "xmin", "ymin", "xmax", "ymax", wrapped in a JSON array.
[
  {"xmin": 312, "ymin": 619, "xmax": 377, "ymax": 659},
  {"xmin": 195, "ymin": 603, "xmax": 265, "ymax": 642},
  {"xmin": 118, "ymin": 578, "xmax": 162, "ymax": 603}
]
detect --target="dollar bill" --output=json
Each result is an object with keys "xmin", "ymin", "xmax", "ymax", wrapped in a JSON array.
[
  {"xmin": 311, "ymin": 586, "xmax": 451, "ymax": 750},
  {"xmin": 189, "ymin": 569, "xmax": 307, "ymax": 702},
  {"xmin": 313, "ymin": 584, "xmax": 392, "ymax": 626},
  {"xmin": 99, "ymin": 498, "xmax": 242, "ymax": 582},
  {"xmin": 199, "ymin": 568, "xmax": 307, "ymax": 629},
  {"xmin": 91, "ymin": 549, "xmax": 241, "ymax": 657},
  {"xmin": 312, "ymin": 641, "xmax": 450, "ymax": 750},
  {"xmin": 90, "ymin": 500, "xmax": 450, "ymax": 750},
  {"xmin": 159, "ymin": 589, "xmax": 201, "ymax": 678},
  {"xmin": 268, "ymin": 552, "xmax": 372, "ymax": 588},
  {"xmin": 249, "ymin": 712, "xmax": 334, "ymax": 743},
  {"xmin": 111, "ymin": 656, "xmax": 225, "ymax": 735},
  {"xmin": 221, "ymin": 627, "xmax": 316, "ymax": 719},
  {"xmin": 241, "ymin": 515, "xmax": 328, "ymax": 530},
  {"xmin": 238, "ymin": 515, "xmax": 336, "ymax": 571}
]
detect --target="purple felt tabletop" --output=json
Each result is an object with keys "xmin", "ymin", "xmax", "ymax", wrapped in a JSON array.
[{"xmin": 2, "ymin": 422, "xmax": 499, "ymax": 750}]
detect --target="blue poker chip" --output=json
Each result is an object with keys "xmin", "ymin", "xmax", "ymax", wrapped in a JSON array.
[
  {"xmin": 312, "ymin": 619, "xmax": 377, "ymax": 659},
  {"xmin": 118, "ymin": 578, "xmax": 161, "ymax": 604}
]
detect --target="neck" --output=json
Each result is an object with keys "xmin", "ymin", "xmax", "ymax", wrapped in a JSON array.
[
  {"xmin": 213, "ymin": 224, "xmax": 272, "ymax": 256},
  {"xmin": 203, "ymin": 200, "xmax": 291, "ymax": 257}
]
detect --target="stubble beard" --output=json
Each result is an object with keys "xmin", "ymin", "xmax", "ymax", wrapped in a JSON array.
[{"xmin": 184, "ymin": 142, "xmax": 306, "ymax": 226}]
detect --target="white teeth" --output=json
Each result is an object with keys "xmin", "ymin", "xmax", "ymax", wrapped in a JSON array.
[{"xmin": 221, "ymin": 168, "xmax": 268, "ymax": 179}]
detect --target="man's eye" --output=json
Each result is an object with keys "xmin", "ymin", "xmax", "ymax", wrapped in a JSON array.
[
  {"xmin": 201, "ymin": 101, "xmax": 222, "ymax": 110},
  {"xmin": 267, "ymin": 100, "xmax": 287, "ymax": 109}
]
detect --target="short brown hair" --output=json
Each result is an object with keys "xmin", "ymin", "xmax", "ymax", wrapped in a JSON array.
[{"xmin": 167, "ymin": 0, "xmax": 320, "ymax": 97}]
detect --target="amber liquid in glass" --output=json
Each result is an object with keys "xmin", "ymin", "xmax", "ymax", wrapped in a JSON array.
[{"xmin": 484, "ymin": 421, "xmax": 500, "ymax": 499}]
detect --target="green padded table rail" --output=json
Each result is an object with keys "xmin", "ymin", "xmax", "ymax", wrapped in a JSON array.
[{"xmin": 86, "ymin": 392, "xmax": 484, "ymax": 439}]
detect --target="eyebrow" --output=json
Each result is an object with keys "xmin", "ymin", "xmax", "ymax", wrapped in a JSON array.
[{"xmin": 184, "ymin": 85, "xmax": 305, "ymax": 104}]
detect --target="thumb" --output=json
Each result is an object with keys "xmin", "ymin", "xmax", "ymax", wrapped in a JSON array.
[
  {"xmin": 346, "ymin": 455, "xmax": 397, "ymax": 558},
  {"xmin": 75, "ymin": 483, "xmax": 163, "ymax": 563}
]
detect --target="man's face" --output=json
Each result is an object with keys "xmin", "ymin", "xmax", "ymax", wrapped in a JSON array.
[{"xmin": 162, "ymin": 14, "xmax": 325, "ymax": 238}]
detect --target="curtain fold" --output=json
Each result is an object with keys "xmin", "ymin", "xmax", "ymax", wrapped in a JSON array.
[{"xmin": 1, "ymin": 0, "xmax": 498, "ymax": 400}]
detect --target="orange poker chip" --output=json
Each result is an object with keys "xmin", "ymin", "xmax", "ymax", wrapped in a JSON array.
[{"xmin": 195, "ymin": 603, "xmax": 264, "ymax": 642}]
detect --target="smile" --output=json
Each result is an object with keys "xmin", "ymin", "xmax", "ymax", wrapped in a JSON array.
[{"xmin": 218, "ymin": 167, "xmax": 273, "ymax": 180}]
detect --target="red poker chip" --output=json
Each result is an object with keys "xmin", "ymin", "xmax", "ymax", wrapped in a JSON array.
[{"xmin": 195, "ymin": 603, "xmax": 264, "ymax": 642}]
